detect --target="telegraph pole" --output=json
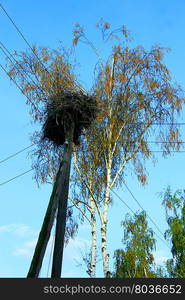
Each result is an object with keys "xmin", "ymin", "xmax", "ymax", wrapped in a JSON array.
[
  {"xmin": 27, "ymin": 90, "xmax": 97, "ymax": 278},
  {"xmin": 27, "ymin": 161, "xmax": 63, "ymax": 277},
  {"xmin": 51, "ymin": 124, "xmax": 74, "ymax": 277}
]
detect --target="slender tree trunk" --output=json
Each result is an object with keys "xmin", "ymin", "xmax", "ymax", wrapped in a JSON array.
[
  {"xmin": 90, "ymin": 198, "xmax": 97, "ymax": 277},
  {"xmin": 101, "ymin": 162, "xmax": 112, "ymax": 277},
  {"xmin": 27, "ymin": 162, "xmax": 63, "ymax": 278},
  {"xmin": 101, "ymin": 101, "xmax": 113, "ymax": 277},
  {"xmin": 101, "ymin": 196, "xmax": 110, "ymax": 277},
  {"xmin": 51, "ymin": 124, "xmax": 74, "ymax": 278}
]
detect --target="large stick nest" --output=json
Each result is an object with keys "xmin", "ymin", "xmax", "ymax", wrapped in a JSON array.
[{"xmin": 42, "ymin": 91, "xmax": 98, "ymax": 146}]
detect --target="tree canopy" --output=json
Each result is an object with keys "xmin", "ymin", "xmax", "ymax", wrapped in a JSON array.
[
  {"xmin": 161, "ymin": 187, "xmax": 185, "ymax": 278},
  {"xmin": 113, "ymin": 211, "xmax": 156, "ymax": 278},
  {"xmin": 72, "ymin": 21, "xmax": 185, "ymax": 276}
]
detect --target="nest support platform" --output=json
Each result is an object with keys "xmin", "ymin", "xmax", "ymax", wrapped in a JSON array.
[{"xmin": 42, "ymin": 91, "xmax": 97, "ymax": 146}]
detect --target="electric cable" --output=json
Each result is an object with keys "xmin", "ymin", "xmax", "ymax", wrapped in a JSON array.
[
  {"xmin": 0, "ymin": 3, "xmax": 49, "ymax": 74},
  {"xmin": 123, "ymin": 181, "xmax": 165, "ymax": 238},
  {"xmin": 0, "ymin": 144, "xmax": 34, "ymax": 164},
  {"xmin": 0, "ymin": 63, "xmax": 41, "ymax": 114},
  {"xmin": 111, "ymin": 188, "xmax": 171, "ymax": 249},
  {"xmin": 0, "ymin": 3, "xmax": 87, "ymax": 94},
  {"xmin": 0, "ymin": 41, "xmax": 47, "ymax": 99},
  {"xmin": 0, "ymin": 168, "xmax": 33, "ymax": 186}
]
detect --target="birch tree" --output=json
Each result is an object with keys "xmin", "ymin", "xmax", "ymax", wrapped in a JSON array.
[
  {"xmin": 113, "ymin": 211, "xmax": 156, "ymax": 278},
  {"xmin": 72, "ymin": 21, "xmax": 185, "ymax": 277},
  {"xmin": 161, "ymin": 187, "xmax": 185, "ymax": 277}
]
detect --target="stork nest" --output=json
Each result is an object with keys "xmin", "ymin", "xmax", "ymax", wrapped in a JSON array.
[{"xmin": 42, "ymin": 91, "xmax": 98, "ymax": 146}]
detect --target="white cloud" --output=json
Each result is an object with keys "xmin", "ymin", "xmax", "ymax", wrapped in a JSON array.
[
  {"xmin": 13, "ymin": 234, "xmax": 55, "ymax": 258},
  {"xmin": 0, "ymin": 222, "xmax": 90, "ymax": 276},
  {"xmin": 63, "ymin": 237, "xmax": 90, "ymax": 262},
  {"xmin": 0, "ymin": 223, "xmax": 38, "ymax": 258},
  {"xmin": 0, "ymin": 223, "xmax": 37, "ymax": 238},
  {"xmin": 13, "ymin": 239, "xmax": 37, "ymax": 257}
]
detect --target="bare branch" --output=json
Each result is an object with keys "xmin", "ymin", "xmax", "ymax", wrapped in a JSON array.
[
  {"xmin": 69, "ymin": 197, "xmax": 91, "ymax": 224},
  {"xmin": 73, "ymin": 152, "xmax": 103, "ymax": 225}
]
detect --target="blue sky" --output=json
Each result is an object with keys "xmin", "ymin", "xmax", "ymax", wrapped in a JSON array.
[{"xmin": 0, "ymin": 0, "xmax": 185, "ymax": 278}]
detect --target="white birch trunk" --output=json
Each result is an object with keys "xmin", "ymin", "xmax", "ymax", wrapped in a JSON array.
[
  {"xmin": 101, "ymin": 161, "xmax": 112, "ymax": 277},
  {"xmin": 90, "ymin": 203, "xmax": 97, "ymax": 278}
]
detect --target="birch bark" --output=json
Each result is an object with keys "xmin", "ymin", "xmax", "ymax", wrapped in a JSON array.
[{"xmin": 90, "ymin": 197, "xmax": 97, "ymax": 277}]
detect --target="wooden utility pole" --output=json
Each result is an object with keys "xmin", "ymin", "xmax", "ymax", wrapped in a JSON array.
[
  {"xmin": 27, "ymin": 91, "xmax": 96, "ymax": 278},
  {"xmin": 27, "ymin": 161, "xmax": 63, "ymax": 277},
  {"xmin": 51, "ymin": 124, "xmax": 74, "ymax": 277},
  {"xmin": 27, "ymin": 125, "xmax": 74, "ymax": 278}
]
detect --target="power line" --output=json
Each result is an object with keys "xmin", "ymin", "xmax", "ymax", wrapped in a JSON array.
[
  {"xmin": 123, "ymin": 181, "xmax": 165, "ymax": 238},
  {"xmin": 122, "ymin": 150, "xmax": 185, "ymax": 153},
  {"xmin": 2, "ymin": 2, "xmax": 185, "ymax": 123},
  {"xmin": 0, "ymin": 144, "xmax": 34, "ymax": 164},
  {"xmin": 111, "ymin": 189, "xmax": 135, "ymax": 214},
  {"xmin": 0, "ymin": 137, "xmax": 185, "ymax": 168},
  {"xmin": 121, "ymin": 182, "xmax": 171, "ymax": 249},
  {"xmin": 111, "ymin": 188, "xmax": 171, "ymax": 249},
  {"xmin": 121, "ymin": 122, "xmax": 185, "ymax": 126},
  {"xmin": 75, "ymin": 119, "xmax": 185, "ymax": 126},
  {"xmin": 0, "ymin": 148, "xmax": 183, "ymax": 189},
  {"xmin": 0, "ymin": 156, "xmax": 171, "ymax": 249},
  {"xmin": 0, "ymin": 63, "xmax": 41, "ymax": 114},
  {"xmin": 0, "ymin": 3, "xmax": 49, "ymax": 74},
  {"xmin": 1, "ymin": 3, "xmax": 185, "ymax": 122},
  {"xmin": 0, "ymin": 171, "xmax": 171, "ymax": 250},
  {"xmin": 1, "ymin": 143, "xmax": 185, "ymax": 168},
  {"xmin": 111, "ymin": 121, "xmax": 185, "ymax": 126},
  {"xmin": 0, "ymin": 3, "xmax": 87, "ymax": 94},
  {"xmin": 0, "ymin": 62, "xmax": 28, "ymax": 94},
  {"xmin": 0, "ymin": 168, "xmax": 33, "ymax": 186},
  {"xmin": 147, "ymin": 141, "xmax": 185, "ymax": 144},
  {"xmin": 0, "ymin": 40, "xmax": 47, "ymax": 99}
]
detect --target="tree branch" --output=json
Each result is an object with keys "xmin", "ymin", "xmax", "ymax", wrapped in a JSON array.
[
  {"xmin": 73, "ymin": 152, "xmax": 103, "ymax": 225},
  {"xmin": 110, "ymin": 121, "xmax": 152, "ymax": 190},
  {"xmin": 69, "ymin": 197, "xmax": 91, "ymax": 224}
]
